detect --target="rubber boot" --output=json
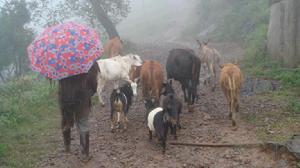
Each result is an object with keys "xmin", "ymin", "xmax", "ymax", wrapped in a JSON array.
[
  {"xmin": 63, "ymin": 129, "xmax": 71, "ymax": 153},
  {"xmin": 80, "ymin": 132, "xmax": 91, "ymax": 162}
]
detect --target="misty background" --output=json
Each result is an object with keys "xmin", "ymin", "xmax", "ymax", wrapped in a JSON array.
[{"xmin": 0, "ymin": 0, "xmax": 300, "ymax": 167}]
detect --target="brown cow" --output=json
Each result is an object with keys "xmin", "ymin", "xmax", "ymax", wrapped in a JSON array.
[
  {"xmin": 220, "ymin": 63, "xmax": 242, "ymax": 127},
  {"xmin": 103, "ymin": 37, "xmax": 123, "ymax": 58},
  {"xmin": 196, "ymin": 40, "xmax": 221, "ymax": 91},
  {"xmin": 140, "ymin": 60, "xmax": 164, "ymax": 108}
]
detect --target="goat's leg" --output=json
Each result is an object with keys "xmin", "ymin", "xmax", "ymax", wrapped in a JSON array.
[
  {"xmin": 149, "ymin": 129, "xmax": 152, "ymax": 140},
  {"xmin": 123, "ymin": 112, "xmax": 128, "ymax": 130}
]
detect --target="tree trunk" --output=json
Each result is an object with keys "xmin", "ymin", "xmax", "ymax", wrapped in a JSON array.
[
  {"xmin": 89, "ymin": 0, "xmax": 120, "ymax": 39},
  {"xmin": 0, "ymin": 72, "xmax": 5, "ymax": 82}
]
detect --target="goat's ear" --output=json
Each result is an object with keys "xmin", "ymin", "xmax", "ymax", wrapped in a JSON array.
[{"xmin": 168, "ymin": 79, "xmax": 172, "ymax": 86}]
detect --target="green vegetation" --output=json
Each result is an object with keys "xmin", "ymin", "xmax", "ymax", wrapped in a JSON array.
[{"xmin": 0, "ymin": 75, "xmax": 59, "ymax": 167}]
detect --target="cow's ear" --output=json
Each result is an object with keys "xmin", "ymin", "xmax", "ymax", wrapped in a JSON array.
[
  {"xmin": 162, "ymin": 81, "xmax": 168, "ymax": 87},
  {"xmin": 134, "ymin": 77, "xmax": 140, "ymax": 83},
  {"xmin": 219, "ymin": 64, "xmax": 225, "ymax": 69},
  {"xmin": 233, "ymin": 59, "xmax": 240, "ymax": 65}
]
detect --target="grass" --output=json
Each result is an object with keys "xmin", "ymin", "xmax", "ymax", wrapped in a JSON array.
[
  {"xmin": 0, "ymin": 74, "xmax": 60, "ymax": 168},
  {"xmin": 241, "ymin": 89, "xmax": 300, "ymax": 143},
  {"xmin": 240, "ymin": 6, "xmax": 300, "ymax": 143}
]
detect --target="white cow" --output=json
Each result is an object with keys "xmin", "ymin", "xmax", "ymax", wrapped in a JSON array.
[{"xmin": 96, "ymin": 54, "xmax": 143, "ymax": 106}]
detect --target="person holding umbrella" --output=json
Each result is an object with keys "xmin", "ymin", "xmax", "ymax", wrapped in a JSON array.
[{"xmin": 27, "ymin": 22, "xmax": 103, "ymax": 162}]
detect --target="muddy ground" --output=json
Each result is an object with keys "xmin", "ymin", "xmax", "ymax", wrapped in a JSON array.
[{"xmin": 37, "ymin": 42, "xmax": 296, "ymax": 168}]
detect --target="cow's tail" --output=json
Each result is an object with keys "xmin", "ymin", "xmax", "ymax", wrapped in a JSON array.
[
  {"xmin": 227, "ymin": 76, "xmax": 236, "ymax": 111},
  {"xmin": 191, "ymin": 57, "xmax": 200, "ymax": 84}
]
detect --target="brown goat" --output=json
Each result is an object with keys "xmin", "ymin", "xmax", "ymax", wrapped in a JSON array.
[{"xmin": 220, "ymin": 63, "xmax": 242, "ymax": 127}]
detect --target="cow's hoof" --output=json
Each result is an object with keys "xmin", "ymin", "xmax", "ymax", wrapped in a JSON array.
[
  {"xmin": 80, "ymin": 155, "xmax": 92, "ymax": 163},
  {"xmin": 229, "ymin": 113, "xmax": 232, "ymax": 120},
  {"xmin": 232, "ymin": 120, "xmax": 237, "ymax": 127},
  {"xmin": 231, "ymin": 126, "xmax": 238, "ymax": 131},
  {"xmin": 188, "ymin": 105, "xmax": 194, "ymax": 112}
]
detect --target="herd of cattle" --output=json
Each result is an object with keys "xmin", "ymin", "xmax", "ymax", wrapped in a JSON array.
[{"xmin": 96, "ymin": 39, "xmax": 243, "ymax": 153}]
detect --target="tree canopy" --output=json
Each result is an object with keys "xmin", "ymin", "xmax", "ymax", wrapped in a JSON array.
[{"xmin": 31, "ymin": 0, "xmax": 131, "ymax": 39}]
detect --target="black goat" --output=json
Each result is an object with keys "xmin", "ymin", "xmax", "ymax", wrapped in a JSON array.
[{"xmin": 110, "ymin": 82, "xmax": 133, "ymax": 132}]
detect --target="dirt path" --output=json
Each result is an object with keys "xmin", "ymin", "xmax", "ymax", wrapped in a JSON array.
[{"xmin": 37, "ymin": 42, "xmax": 295, "ymax": 168}]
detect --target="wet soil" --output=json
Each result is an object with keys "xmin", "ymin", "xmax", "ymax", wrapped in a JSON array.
[{"xmin": 36, "ymin": 42, "xmax": 296, "ymax": 168}]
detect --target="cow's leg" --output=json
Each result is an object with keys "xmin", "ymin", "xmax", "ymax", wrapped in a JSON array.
[
  {"xmin": 177, "ymin": 114, "xmax": 181, "ymax": 129},
  {"xmin": 97, "ymin": 78, "xmax": 106, "ymax": 106},
  {"xmin": 162, "ymin": 126, "xmax": 168, "ymax": 154},
  {"xmin": 230, "ymin": 94, "xmax": 236, "ymax": 127},
  {"xmin": 228, "ymin": 101, "xmax": 232, "ymax": 120},
  {"xmin": 181, "ymin": 84, "xmax": 187, "ymax": 102},
  {"xmin": 187, "ymin": 81, "xmax": 194, "ymax": 112},
  {"xmin": 224, "ymin": 90, "xmax": 232, "ymax": 120},
  {"xmin": 235, "ymin": 93, "xmax": 240, "ymax": 112}
]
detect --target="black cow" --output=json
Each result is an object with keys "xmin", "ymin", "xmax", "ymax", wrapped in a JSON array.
[
  {"xmin": 166, "ymin": 49, "xmax": 201, "ymax": 112},
  {"xmin": 110, "ymin": 81, "xmax": 133, "ymax": 132}
]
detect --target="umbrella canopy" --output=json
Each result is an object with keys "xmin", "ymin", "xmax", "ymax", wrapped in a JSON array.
[{"xmin": 27, "ymin": 22, "xmax": 103, "ymax": 80}]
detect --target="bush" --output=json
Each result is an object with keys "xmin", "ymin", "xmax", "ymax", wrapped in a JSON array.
[{"xmin": 0, "ymin": 74, "xmax": 59, "ymax": 167}]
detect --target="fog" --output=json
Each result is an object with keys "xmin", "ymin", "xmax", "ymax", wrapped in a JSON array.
[{"xmin": 117, "ymin": 0, "xmax": 198, "ymax": 43}]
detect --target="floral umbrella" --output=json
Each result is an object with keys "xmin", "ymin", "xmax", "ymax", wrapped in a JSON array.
[{"xmin": 27, "ymin": 21, "xmax": 103, "ymax": 80}]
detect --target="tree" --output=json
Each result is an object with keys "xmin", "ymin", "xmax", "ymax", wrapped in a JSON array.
[
  {"xmin": 31, "ymin": 0, "xmax": 130, "ymax": 39},
  {"xmin": 0, "ymin": 0, "xmax": 34, "ymax": 80}
]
